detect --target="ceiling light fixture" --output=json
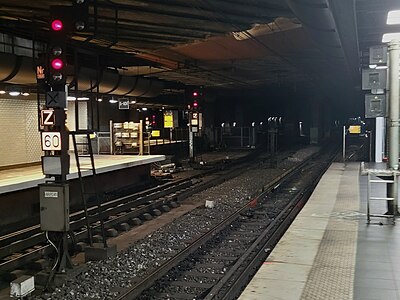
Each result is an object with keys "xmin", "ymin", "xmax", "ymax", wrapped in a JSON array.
[
  {"xmin": 97, "ymin": 98, "xmax": 102, "ymax": 102},
  {"xmin": 376, "ymin": 66, "xmax": 388, "ymax": 70},
  {"xmin": 109, "ymin": 97, "xmax": 118, "ymax": 104},
  {"xmin": 67, "ymin": 96, "xmax": 76, "ymax": 100},
  {"xmin": 387, "ymin": 10, "xmax": 400, "ymax": 25},
  {"xmin": 369, "ymin": 64, "xmax": 377, "ymax": 69},
  {"xmin": 382, "ymin": 32, "xmax": 400, "ymax": 43},
  {"xmin": 142, "ymin": 107, "xmax": 148, "ymax": 111},
  {"xmin": 77, "ymin": 97, "xmax": 89, "ymax": 100},
  {"xmin": 21, "ymin": 92, "xmax": 30, "ymax": 96},
  {"xmin": 9, "ymin": 91, "xmax": 20, "ymax": 96},
  {"xmin": 0, "ymin": 90, "xmax": 6, "ymax": 94}
]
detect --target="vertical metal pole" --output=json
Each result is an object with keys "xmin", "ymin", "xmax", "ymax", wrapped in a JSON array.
[
  {"xmin": 387, "ymin": 40, "xmax": 400, "ymax": 214},
  {"xmin": 388, "ymin": 40, "xmax": 400, "ymax": 170},
  {"xmin": 343, "ymin": 126, "xmax": 346, "ymax": 162},
  {"xmin": 240, "ymin": 127, "xmax": 243, "ymax": 148},
  {"xmin": 110, "ymin": 120, "xmax": 113, "ymax": 155},
  {"xmin": 139, "ymin": 120, "xmax": 143, "ymax": 155},
  {"xmin": 189, "ymin": 130, "xmax": 194, "ymax": 160}
]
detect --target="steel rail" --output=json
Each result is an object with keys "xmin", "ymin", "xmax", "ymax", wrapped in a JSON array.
[
  {"xmin": 206, "ymin": 151, "xmax": 337, "ymax": 299},
  {"xmin": 0, "ymin": 151, "xmax": 261, "ymax": 274},
  {"xmin": 115, "ymin": 152, "xmax": 315, "ymax": 300}
]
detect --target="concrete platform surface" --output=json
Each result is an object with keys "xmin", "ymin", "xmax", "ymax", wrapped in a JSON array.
[{"xmin": 0, "ymin": 154, "xmax": 165, "ymax": 194}]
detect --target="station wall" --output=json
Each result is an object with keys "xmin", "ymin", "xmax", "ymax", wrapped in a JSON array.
[
  {"xmin": 0, "ymin": 98, "xmax": 41, "ymax": 168},
  {"xmin": 0, "ymin": 98, "xmax": 89, "ymax": 168}
]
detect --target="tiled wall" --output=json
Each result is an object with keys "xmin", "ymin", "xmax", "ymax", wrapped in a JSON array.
[
  {"xmin": 0, "ymin": 98, "xmax": 88, "ymax": 167},
  {"xmin": 0, "ymin": 98, "xmax": 42, "ymax": 167}
]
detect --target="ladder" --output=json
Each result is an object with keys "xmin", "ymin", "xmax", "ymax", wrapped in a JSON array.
[
  {"xmin": 367, "ymin": 172, "xmax": 398, "ymax": 224},
  {"xmin": 71, "ymin": 131, "xmax": 107, "ymax": 248}
]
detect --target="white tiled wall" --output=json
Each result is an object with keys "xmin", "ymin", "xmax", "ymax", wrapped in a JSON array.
[
  {"xmin": 0, "ymin": 98, "xmax": 88, "ymax": 167},
  {"xmin": 0, "ymin": 98, "xmax": 42, "ymax": 167}
]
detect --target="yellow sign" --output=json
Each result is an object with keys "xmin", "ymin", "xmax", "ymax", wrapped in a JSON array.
[
  {"xmin": 151, "ymin": 130, "xmax": 160, "ymax": 137},
  {"xmin": 164, "ymin": 112, "xmax": 174, "ymax": 128},
  {"xmin": 348, "ymin": 125, "xmax": 361, "ymax": 134}
]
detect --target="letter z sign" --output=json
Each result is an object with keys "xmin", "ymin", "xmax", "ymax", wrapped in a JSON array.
[{"xmin": 41, "ymin": 110, "xmax": 55, "ymax": 126}]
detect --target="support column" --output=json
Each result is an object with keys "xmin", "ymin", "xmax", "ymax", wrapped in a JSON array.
[{"xmin": 387, "ymin": 40, "xmax": 400, "ymax": 214}]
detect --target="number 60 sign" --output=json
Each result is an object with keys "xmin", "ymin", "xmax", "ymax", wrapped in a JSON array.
[{"xmin": 41, "ymin": 132, "xmax": 62, "ymax": 151}]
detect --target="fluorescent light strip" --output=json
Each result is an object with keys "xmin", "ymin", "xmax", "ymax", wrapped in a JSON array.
[
  {"xmin": 387, "ymin": 10, "xmax": 400, "ymax": 25},
  {"xmin": 9, "ymin": 91, "xmax": 20, "ymax": 96},
  {"xmin": 382, "ymin": 32, "xmax": 400, "ymax": 43}
]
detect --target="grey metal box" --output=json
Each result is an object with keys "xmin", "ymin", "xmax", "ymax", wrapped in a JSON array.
[
  {"xmin": 369, "ymin": 45, "xmax": 388, "ymax": 65},
  {"xmin": 10, "ymin": 275, "xmax": 34, "ymax": 298},
  {"xmin": 365, "ymin": 94, "xmax": 386, "ymax": 118},
  {"xmin": 362, "ymin": 69, "xmax": 387, "ymax": 90},
  {"xmin": 39, "ymin": 184, "xmax": 69, "ymax": 232},
  {"xmin": 42, "ymin": 156, "xmax": 62, "ymax": 176}
]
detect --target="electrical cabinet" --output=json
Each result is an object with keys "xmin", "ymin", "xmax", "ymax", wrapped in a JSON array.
[
  {"xmin": 39, "ymin": 183, "xmax": 69, "ymax": 232},
  {"xmin": 365, "ymin": 94, "xmax": 386, "ymax": 118}
]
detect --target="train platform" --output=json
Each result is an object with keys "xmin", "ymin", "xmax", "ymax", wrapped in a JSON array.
[
  {"xmin": 0, "ymin": 155, "xmax": 165, "ymax": 195},
  {"xmin": 239, "ymin": 162, "xmax": 400, "ymax": 300}
]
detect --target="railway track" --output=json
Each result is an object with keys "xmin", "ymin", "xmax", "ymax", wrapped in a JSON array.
[
  {"xmin": 0, "ymin": 151, "xmax": 260, "ymax": 277},
  {"xmin": 116, "ymin": 148, "xmax": 336, "ymax": 300}
]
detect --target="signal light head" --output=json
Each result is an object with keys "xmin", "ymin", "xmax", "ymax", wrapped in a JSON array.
[
  {"xmin": 52, "ymin": 73, "xmax": 63, "ymax": 81},
  {"xmin": 51, "ymin": 19, "xmax": 63, "ymax": 31},
  {"xmin": 51, "ymin": 58, "xmax": 64, "ymax": 70},
  {"xmin": 52, "ymin": 46, "xmax": 63, "ymax": 56}
]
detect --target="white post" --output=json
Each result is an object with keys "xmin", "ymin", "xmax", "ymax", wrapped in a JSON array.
[
  {"xmin": 375, "ymin": 117, "xmax": 385, "ymax": 162},
  {"xmin": 388, "ymin": 40, "xmax": 400, "ymax": 170}
]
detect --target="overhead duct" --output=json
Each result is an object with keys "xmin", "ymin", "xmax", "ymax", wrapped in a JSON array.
[
  {"xmin": 0, "ymin": 52, "xmax": 164, "ymax": 98},
  {"xmin": 75, "ymin": 67, "xmax": 164, "ymax": 97},
  {"xmin": 285, "ymin": 0, "xmax": 352, "ymax": 76}
]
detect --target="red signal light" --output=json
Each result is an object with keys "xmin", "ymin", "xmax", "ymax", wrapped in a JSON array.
[
  {"xmin": 193, "ymin": 101, "xmax": 198, "ymax": 108},
  {"xmin": 51, "ymin": 58, "xmax": 64, "ymax": 70},
  {"xmin": 193, "ymin": 91, "xmax": 198, "ymax": 97},
  {"xmin": 51, "ymin": 19, "xmax": 64, "ymax": 31}
]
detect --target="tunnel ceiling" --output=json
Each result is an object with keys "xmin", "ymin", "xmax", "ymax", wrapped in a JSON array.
[{"xmin": 0, "ymin": 0, "xmax": 395, "ymax": 100}]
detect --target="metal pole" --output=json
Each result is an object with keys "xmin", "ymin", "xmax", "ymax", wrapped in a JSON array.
[
  {"xmin": 389, "ymin": 40, "xmax": 400, "ymax": 170},
  {"xmin": 189, "ymin": 130, "xmax": 194, "ymax": 161},
  {"xmin": 387, "ymin": 40, "xmax": 400, "ymax": 214},
  {"xmin": 343, "ymin": 126, "xmax": 346, "ymax": 162}
]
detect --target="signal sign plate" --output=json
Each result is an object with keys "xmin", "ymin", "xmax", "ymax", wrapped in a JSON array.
[
  {"xmin": 36, "ymin": 65, "xmax": 45, "ymax": 80},
  {"xmin": 41, "ymin": 109, "xmax": 55, "ymax": 126},
  {"xmin": 41, "ymin": 132, "xmax": 62, "ymax": 151},
  {"xmin": 46, "ymin": 91, "xmax": 66, "ymax": 108}
]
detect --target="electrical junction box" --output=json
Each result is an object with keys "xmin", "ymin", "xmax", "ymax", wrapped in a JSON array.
[
  {"xmin": 362, "ymin": 69, "xmax": 387, "ymax": 90},
  {"xmin": 365, "ymin": 94, "xmax": 386, "ymax": 118},
  {"xmin": 369, "ymin": 45, "xmax": 388, "ymax": 65},
  {"xmin": 10, "ymin": 275, "xmax": 34, "ymax": 298},
  {"xmin": 39, "ymin": 183, "xmax": 69, "ymax": 232}
]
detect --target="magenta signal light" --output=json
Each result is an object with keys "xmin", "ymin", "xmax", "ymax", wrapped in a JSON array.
[
  {"xmin": 51, "ymin": 58, "xmax": 64, "ymax": 70},
  {"xmin": 51, "ymin": 19, "xmax": 63, "ymax": 31}
]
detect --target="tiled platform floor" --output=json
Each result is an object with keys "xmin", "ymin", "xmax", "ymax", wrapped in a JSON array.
[{"xmin": 239, "ymin": 162, "xmax": 400, "ymax": 300}]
